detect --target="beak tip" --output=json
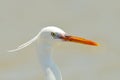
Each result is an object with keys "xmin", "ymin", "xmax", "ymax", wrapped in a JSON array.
[{"xmin": 93, "ymin": 42, "xmax": 100, "ymax": 46}]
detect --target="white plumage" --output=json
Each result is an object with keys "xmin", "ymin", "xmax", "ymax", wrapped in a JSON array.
[{"xmin": 8, "ymin": 26, "xmax": 99, "ymax": 80}]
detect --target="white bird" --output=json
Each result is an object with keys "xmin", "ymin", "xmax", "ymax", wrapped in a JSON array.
[{"xmin": 8, "ymin": 26, "xmax": 99, "ymax": 80}]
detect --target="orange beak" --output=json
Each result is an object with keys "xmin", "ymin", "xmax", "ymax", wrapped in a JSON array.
[{"xmin": 61, "ymin": 35, "xmax": 99, "ymax": 46}]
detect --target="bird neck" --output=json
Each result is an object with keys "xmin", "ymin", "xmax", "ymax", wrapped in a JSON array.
[{"xmin": 37, "ymin": 40, "xmax": 62, "ymax": 80}]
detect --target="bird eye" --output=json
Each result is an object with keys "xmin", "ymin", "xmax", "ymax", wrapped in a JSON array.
[{"xmin": 51, "ymin": 32, "xmax": 56, "ymax": 37}]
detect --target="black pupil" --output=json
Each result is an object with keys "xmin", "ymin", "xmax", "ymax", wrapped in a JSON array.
[{"xmin": 51, "ymin": 32, "xmax": 55, "ymax": 36}]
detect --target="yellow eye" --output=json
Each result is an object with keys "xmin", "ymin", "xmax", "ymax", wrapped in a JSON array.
[{"xmin": 51, "ymin": 32, "xmax": 56, "ymax": 37}]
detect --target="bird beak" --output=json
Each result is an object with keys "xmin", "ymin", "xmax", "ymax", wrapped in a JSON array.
[{"xmin": 60, "ymin": 35, "xmax": 99, "ymax": 46}]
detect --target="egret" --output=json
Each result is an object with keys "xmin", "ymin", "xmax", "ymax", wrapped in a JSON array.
[{"xmin": 8, "ymin": 26, "xmax": 99, "ymax": 80}]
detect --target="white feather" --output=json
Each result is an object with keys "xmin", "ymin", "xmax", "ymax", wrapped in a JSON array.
[
  {"xmin": 8, "ymin": 26, "xmax": 65, "ymax": 80},
  {"xmin": 8, "ymin": 31, "xmax": 41, "ymax": 52}
]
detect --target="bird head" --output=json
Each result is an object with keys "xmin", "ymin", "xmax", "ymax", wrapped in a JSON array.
[
  {"xmin": 39, "ymin": 26, "xmax": 99, "ymax": 46},
  {"xmin": 8, "ymin": 26, "xmax": 99, "ymax": 52}
]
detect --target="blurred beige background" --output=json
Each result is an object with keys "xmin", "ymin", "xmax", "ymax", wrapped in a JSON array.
[{"xmin": 0, "ymin": 0, "xmax": 120, "ymax": 80}]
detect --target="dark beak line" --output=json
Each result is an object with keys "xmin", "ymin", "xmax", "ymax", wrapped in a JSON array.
[{"xmin": 60, "ymin": 35, "xmax": 99, "ymax": 46}]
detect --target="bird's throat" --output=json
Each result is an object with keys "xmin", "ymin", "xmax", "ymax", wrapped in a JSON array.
[
  {"xmin": 37, "ymin": 42, "xmax": 62, "ymax": 80},
  {"xmin": 37, "ymin": 42, "xmax": 53, "ymax": 68}
]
